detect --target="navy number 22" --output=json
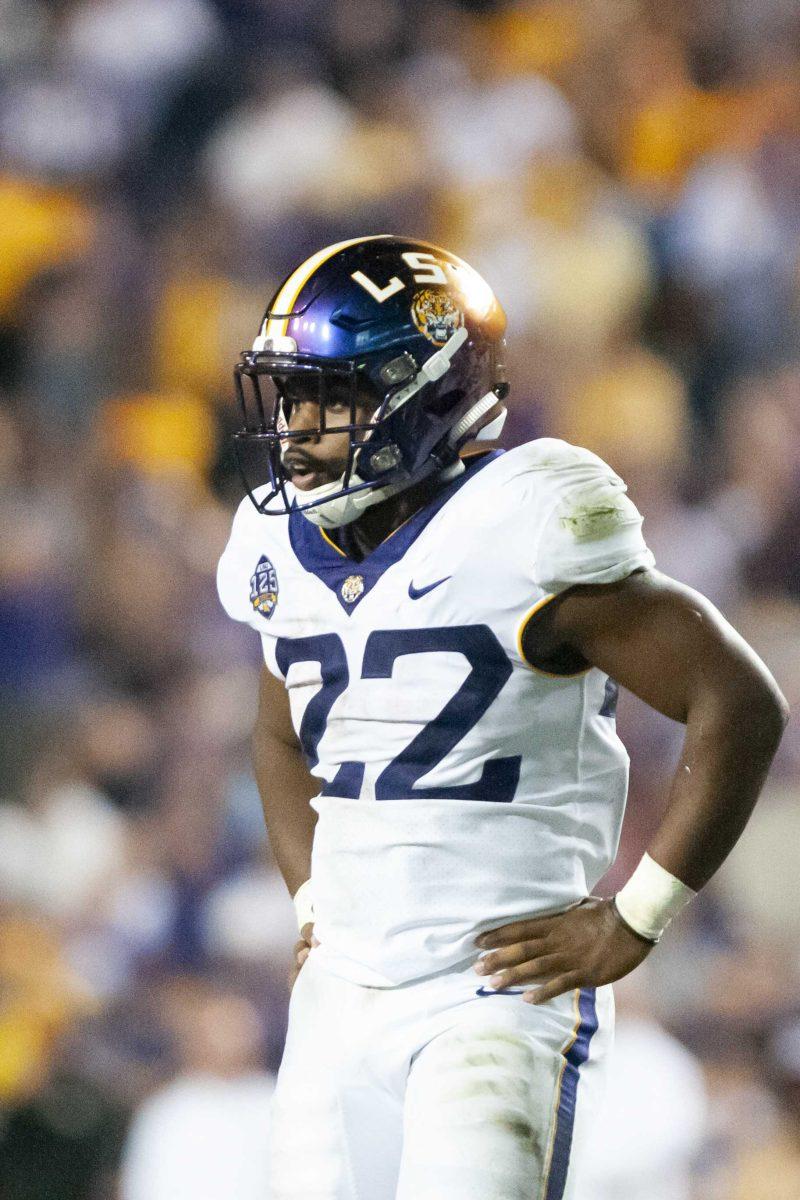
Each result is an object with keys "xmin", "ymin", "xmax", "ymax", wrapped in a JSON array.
[{"xmin": 275, "ymin": 625, "xmax": 521, "ymax": 803}]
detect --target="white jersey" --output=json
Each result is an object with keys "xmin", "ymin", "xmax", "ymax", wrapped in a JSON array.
[{"xmin": 217, "ymin": 439, "xmax": 654, "ymax": 986}]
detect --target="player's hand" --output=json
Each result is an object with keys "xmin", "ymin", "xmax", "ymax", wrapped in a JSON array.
[
  {"xmin": 473, "ymin": 897, "xmax": 654, "ymax": 1004},
  {"xmin": 287, "ymin": 922, "xmax": 320, "ymax": 990}
]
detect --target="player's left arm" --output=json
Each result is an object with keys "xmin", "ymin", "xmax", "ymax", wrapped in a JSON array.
[{"xmin": 474, "ymin": 568, "xmax": 789, "ymax": 1003}]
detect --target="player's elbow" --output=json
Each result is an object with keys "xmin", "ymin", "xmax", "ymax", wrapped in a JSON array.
[
  {"xmin": 749, "ymin": 684, "xmax": 789, "ymax": 767},
  {"xmin": 251, "ymin": 724, "xmax": 294, "ymax": 769},
  {"xmin": 691, "ymin": 601, "xmax": 789, "ymax": 739},
  {"xmin": 758, "ymin": 680, "xmax": 790, "ymax": 740},
  {"xmin": 715, "ymin": 663, "xmax": 789, "ymax": 752},
  {"xmin": 689, "ymin": 621, "xmax": 788, "ymax": 748}
]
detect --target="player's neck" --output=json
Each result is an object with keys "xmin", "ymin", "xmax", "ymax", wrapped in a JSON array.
[{"xmin": 334, "ymin": 474, "xmax": 449, "ymax": 561}]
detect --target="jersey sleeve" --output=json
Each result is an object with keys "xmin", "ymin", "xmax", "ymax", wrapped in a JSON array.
[
  {"xmin": 216, "ymin": 494, "xmax": 264, "ymax": 631},
  {"xmin": 529, "ymin": 441, "xmax": 655, "ymax": 594}
]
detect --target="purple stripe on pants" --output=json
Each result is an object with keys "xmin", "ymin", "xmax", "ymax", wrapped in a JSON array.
[{"xmin": 544, "ymin": 988, "xmax": 599, "ymax": 1200}]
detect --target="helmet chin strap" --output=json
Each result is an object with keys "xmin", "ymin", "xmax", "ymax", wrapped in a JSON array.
[
  {"xmin": 296, "ymin": 470, "xmax": 412, "ymax": 529},
  {"xmin": 438, "ymin": 396, "xmax": 507, "ymax": 483},
  {"xmin": 474, "ymin": 404, "xmax": 507, "ymax": 442},
  {"xmin": 448, "ymin": 392, "xmax": 507, "ymax": 446}
]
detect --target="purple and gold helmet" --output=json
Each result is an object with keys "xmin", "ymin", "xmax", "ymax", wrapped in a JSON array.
[{"xmin": 233, "ymin": 234, "xmax": 508, "ymax": 527}]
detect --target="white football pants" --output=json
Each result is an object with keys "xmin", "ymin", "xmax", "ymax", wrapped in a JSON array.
[{"xmin": 268, "ymin": 949, "xmax": 613, "ymax": 1200}]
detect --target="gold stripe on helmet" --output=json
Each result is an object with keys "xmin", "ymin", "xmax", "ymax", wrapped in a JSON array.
[{"xmin": 264, "ymin": 235, "xmax": 392, "ymax": 339}]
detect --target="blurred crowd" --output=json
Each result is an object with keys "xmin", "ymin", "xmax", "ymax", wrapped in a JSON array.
[{"xmin": 1, "ymin": 0, "xmax": 799, "ymax": 1196}]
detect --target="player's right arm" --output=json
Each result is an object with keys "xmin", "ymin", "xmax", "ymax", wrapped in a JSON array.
[
  {"xmin": 216, "ymin": 493, "xmax": 321, "ymax": 980},
  {"xmin": 252, "ymin": 663, "xmax": 320, "ymax": 977}
]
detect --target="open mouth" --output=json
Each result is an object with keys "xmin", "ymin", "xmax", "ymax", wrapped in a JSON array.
[
  {"xmin": 283, "ymin": 454, "xmax": 331, "ymax": 490},
  {"xmin": 290, "ymin": 468, "xmax": 325, "ymax": 489}
]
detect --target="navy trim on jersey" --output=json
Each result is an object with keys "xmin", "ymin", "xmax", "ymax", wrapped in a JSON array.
[
  {"xmin": 287, "ymin": 450, "xmax": 503, "ymax": 613},
  {"xmin": 544, "ymin": 987, "xmax": 599, "ymax": 1200},
  {"xmin": 599, "ymin": 677, "xmax": 619, "ymax": 718}
]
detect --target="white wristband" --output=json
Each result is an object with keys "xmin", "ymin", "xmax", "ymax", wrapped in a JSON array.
[
  {"xmin": 292, "ymin": 879, "xmax": 315, "ymax": 934},
  {"xmin": 614, "ymin": 853, "xmax": 696, "ymax": 943}
]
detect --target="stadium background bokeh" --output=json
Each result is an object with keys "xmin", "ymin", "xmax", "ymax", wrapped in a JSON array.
[{"xmin": 1, "ymin": 1, "xmax": 799, "ymax": 1196}]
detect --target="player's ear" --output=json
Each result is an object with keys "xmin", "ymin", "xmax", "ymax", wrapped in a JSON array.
[{"xmin": 355, "ymin": 384, "xmax": 380, "ymax": 422}]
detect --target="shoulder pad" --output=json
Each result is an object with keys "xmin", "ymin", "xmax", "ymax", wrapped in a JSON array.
[{"xmin": 499, "ymin": 438, "xmax": 623, "ymax": 482}]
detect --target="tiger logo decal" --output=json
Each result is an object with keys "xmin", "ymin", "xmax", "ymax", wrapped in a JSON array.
[{"xmin": 410, "ymin": 289, "xmax": 465, "ymax": 346}]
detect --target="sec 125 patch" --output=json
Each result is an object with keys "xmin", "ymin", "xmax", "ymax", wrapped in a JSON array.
[{"xmin": 250, "ymin": 555, "xmax": 279, "ymax": 620}]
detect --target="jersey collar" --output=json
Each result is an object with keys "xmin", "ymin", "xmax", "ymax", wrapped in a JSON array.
[{"xmin": 288, "ymin": 450, "xmax": 503, "ymax": 613}]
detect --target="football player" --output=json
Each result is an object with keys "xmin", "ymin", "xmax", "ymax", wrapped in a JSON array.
[{"xmin": 217, "ymin": 236, "xmax": 787, "ymax": 1200}]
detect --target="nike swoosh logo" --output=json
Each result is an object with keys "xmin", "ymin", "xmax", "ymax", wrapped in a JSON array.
[
  {"xmin": 475, "ymin": 986, "xmax": 527, "ymax": 997},
  {"xmin": 408, "ymin": 576, "xmax": 451, "ymax": 600}
]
